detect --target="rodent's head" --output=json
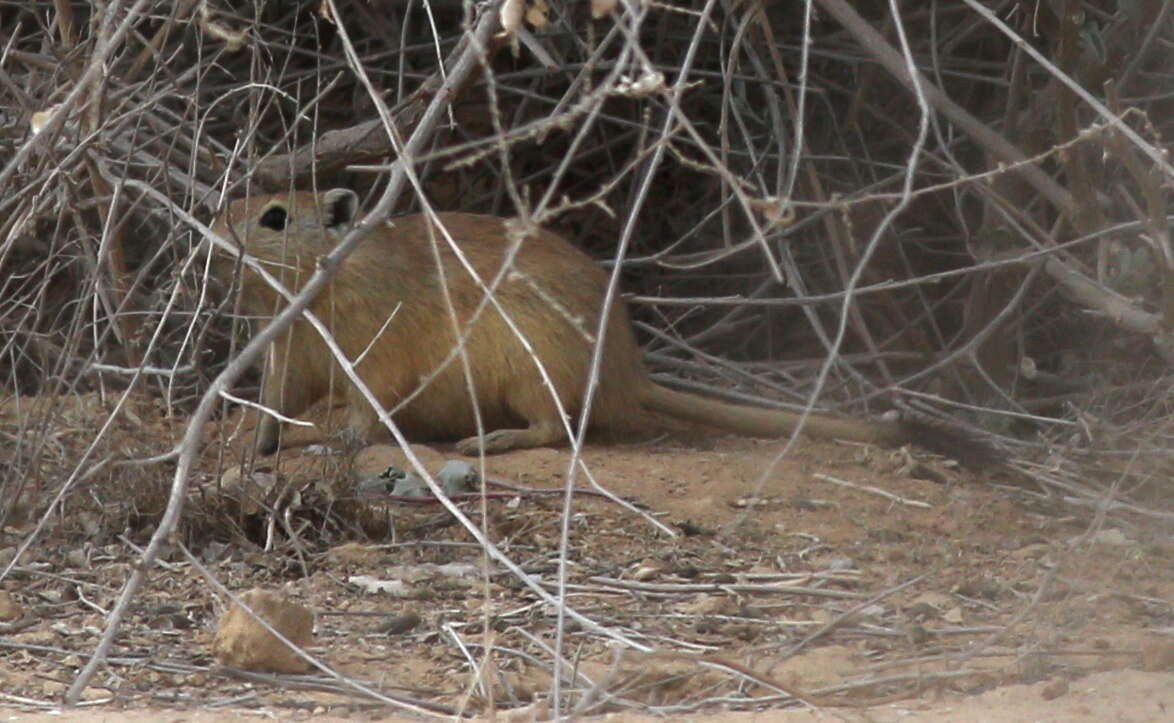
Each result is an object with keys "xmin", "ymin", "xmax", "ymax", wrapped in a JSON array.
[
  {"xmin": 208, "ymin": 188, "xmax": 360, "ymax": 312},
  {"xmin": 211, "ymin": 188, "xmax": 360, "ymax": 259}
]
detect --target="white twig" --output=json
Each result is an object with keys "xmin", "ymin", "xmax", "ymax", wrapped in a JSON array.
[
  {"xmin": 812, "ymin": 473, "xmax": 932, "ymax": 509},
  {"xmin": 217, "ymin": 391, "xmax": 315, "ymax": 427}
]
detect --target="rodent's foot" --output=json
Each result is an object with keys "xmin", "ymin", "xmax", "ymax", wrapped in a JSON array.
[{"xmin": 456, "ymin": 429, "xmax": 521, "ymax": 456}]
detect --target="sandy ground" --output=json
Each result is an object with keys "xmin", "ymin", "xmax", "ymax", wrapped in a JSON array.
[{"xmin": 1, "ymin": 395, "xmax": 1171, "ymax": 720}]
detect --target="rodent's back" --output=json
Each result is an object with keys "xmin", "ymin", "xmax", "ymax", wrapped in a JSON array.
[{"xmin": 331, "ymin": 212, "xmax": 650, "ymax": 439}]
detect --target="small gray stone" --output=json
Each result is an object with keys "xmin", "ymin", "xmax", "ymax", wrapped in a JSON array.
[{"xmin": 437, "ymin": 460, "xmax": 480, "ymax": 496}]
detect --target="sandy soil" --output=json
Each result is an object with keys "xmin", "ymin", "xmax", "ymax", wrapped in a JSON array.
[{"xmin": 1, "ymin": 394, "xmax": 1171, "ymax": 720}]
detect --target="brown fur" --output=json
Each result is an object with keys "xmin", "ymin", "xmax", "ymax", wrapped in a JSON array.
[{"xmin": 210, "ymin": 189, "xmax": 981, "ymax": 463}]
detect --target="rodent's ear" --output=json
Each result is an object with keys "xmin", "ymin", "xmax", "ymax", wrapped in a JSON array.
[
  {"xmin": 258, "ymin": 202, "xmax": 289, "ymax": 231},
  {"xmin": 323, "ymin": 189, "xmax": 359, "ymax": 229}
]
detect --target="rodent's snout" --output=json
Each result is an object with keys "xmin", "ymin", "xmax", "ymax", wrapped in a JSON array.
[{"xmin": 201, "ymin": 223, "xmax": 247, "ymax": 262}]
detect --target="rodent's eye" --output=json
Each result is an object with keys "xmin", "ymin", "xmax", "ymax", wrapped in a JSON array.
[{"xmin": 259, "ymin": 206, "xmax": 288, "ymax": 231}]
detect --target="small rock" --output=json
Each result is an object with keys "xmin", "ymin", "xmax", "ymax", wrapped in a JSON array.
[
  {"xmin": 673, "ymin": 564, "xmax": 700, "ymax": 578},
  {"xmin": 1040, "ymin": 678, "xmax": 1069, "ymax": 700},
  {"xmin": 437, "ymin": 460, "xmax": 480, "ymax": 495},
  {"xmin": 357, "ymin": 465, "xmax": 431, "ymax": 497},
  {"xmin": 390, "ymin": 470, "xmax": 430, "ymax": 497},
  {"xmin": 211, "ymin": 589, "xmax": 314, "ymax": 673},
  {"xmin": 356, "ymin": 465, "xmax": 400, "ymax": 495},
  {"xmin": 499, "ymin": 700, "xmax": 550, "ymax": 722},
  {"xmin": 905, "ymin": 602, "xmax": 938, "ymax": 621},
  {"xmin": 41, "ymin": 680, "xmax": 67, "ymax": 698},
  {"xmin": 630, "ymin": 558, "xmax": 668, "ymax": 581},
  {"xmin": 953, "ymin": 579, "xmax": 1001, "ymax": 600},
  {"xmin": 1140, "ymin": 638, "xmax": 1174, "ymax": 672},
  {"xmin": 911, "ymin": 591, "xmax": 953, "ymax": 608},
  {"xmin": 218, "ymin": 468, "xmax": 279, "ymax": 515},
  {"xmin": 858, "ymin": 604, "xmax": 885, "ymax": 619},
  {"xmin": 327, "ymin": 542, "xmax": 384, "ymax": 566},
  {"xmin": 64, "ymin": 548, "xmax": 88, "ymax": 568},
  {"xmin": 13, "ymin": 630, "xmax": 60, "ymax": 647},
  {"xmin": 431, "ymin": 562, "xmax": 479, "ymax": 578},
  {"xmin": 76, "ymin": 512, "xmax": 102, "ymax": 538},
  {"xmin": 353, "ymin": 444, "xmax": 448, "ymax": 480},
  {"xmin": 905, "ymin": 624, "xmax": 931, "ymax": 645},
  {"xmin": 1090, "ymin": 528, "xmax": 1130, "ymax": 547},
  {"xmin": 0, "ymin": 590, "xmax": 23, "ymax": 621},
  {"xmin": 678, "ymin": 594, "xmax": 730, "ymax": 616},
  {"xmin": 379, "ymin": 612, "xmax": 421, "ymax": 635},
  {"xmin": 37, "ymin": 587, "xmax": 67, "ymax": 605},
  {"xmin": 78, "ymin": 686, "xmax": 112, "ymax": 702},
  {"xmin": 1013, "ymin": 543, "xmax": 1051, "ymax": 559},
  {"xmin": 349, "ymin": 575, "xmax": 416, "ymax": 597},
  {"xmin": 736, "ymin": 604, "xmax": 765, "ymax": 619}
]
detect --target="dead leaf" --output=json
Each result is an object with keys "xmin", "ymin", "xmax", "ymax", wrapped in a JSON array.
[
  {"xmin": 592, "ymin": 0, "xmax": 619, "ymax": 19},
  {"xmin": 526, "ymin": 0, "xmax": 548, "ymax": 28},
  {"xmin": 911, "ymin": 591, "xmax": 953, "ymax": 608},
  {"xmin": 30, "ymin": 103, "xmax": 65, "ymax": 135},
  {"xmin": 198, "ymin": 2, "xmax": 249, "ymax": 50},
  {"xmin": 318, "ymin": 0, "xmax": 335, "ymax": 24}
]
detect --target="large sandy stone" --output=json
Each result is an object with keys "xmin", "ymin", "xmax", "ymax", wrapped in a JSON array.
[{"xmin": 211, "ymin": 588, "xmax": 314, "ymax": 673}]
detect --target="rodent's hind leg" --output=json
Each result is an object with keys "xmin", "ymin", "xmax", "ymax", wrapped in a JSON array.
[{"xmin": 455, "ymin": 419, "xmax": 565, "ymax": 455}]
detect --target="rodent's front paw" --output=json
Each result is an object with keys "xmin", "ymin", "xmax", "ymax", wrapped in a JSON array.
[
  {"xmin": 338, "ymin": 426, "xmax": 370, "ymax": 450},
  {"xmin": 255, "ymin": 420, "xmax": 280, "ymax": 455}
]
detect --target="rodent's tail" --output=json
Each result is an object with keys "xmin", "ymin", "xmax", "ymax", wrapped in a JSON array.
[
  {"xmin": 640, "ymin": 382, "xmax": 997, "ymax": 469},
  {"xmin": 881, "ymin": 415, "xmax": 1002, "ymax": 470},
  {"xmin": 640, "ymin": 383, "xmax": 907, "ymax": 445}
]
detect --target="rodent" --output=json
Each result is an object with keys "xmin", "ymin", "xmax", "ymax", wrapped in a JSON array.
[{"xmin": 209, "ymin": 189, "xmax": 991, "ymax": 467}]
